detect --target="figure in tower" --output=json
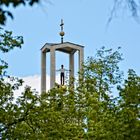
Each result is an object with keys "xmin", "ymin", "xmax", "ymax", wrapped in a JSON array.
[{"xmin": 57, "ymin": 65, "xmax": 70, "ymax": 85}]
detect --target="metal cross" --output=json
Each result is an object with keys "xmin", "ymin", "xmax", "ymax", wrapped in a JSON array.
[
  {"xmin": 60, "ymin": 19, "xmax": 64, "ymax": 32},
  {"xmin": 60, "ymin": 19, "xmax": 65, "ymax": 43}
]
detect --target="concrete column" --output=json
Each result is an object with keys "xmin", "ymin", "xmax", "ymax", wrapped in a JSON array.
[
  {"xmin": 50, "ymin": 48, "xmax": 55, "ymax": 88},
  {"xmin": 79, "ymin": 48, "xmax": 84, "ymax": 71},
  {"xmin": 41, "ymin": 51, "xmax": 46, "ymax": 93},
  {"xmin": 69, "ymin": 53, "xmax": 74, "ymax": 79}
]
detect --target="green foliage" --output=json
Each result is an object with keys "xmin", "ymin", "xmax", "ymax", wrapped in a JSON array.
[
  {"xmin": 0, "ymin": 28, "xmax": 23, "ymax": 53},
  {"xmin": 0, "ymin": 0, "xmax": 140, "ymax": 139},
  {"xmin": 0, "ymin": 27, "xmax": 23, "ymax": 79},
  {"xmin": 0, "ymin": 0, "xmax": 40, "ymax": 25},
  {"xmin": 81, "ymin": 47, "xmax": 123, "ymax": 100},
  {"xmin": 0, "ymin": 43, "xmax": 140, "ymax": 139},
  {"xmin": 0, "ymin": 28, "xmax": 24, "ymax": 139},
  {"xmin": 116, "ymin": 69, "xmax": 140, "ymax": 140}
]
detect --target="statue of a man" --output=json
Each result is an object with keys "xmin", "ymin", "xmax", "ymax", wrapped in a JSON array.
[{"xmin": 56, "ymin": 65, "xmax": 69, "ymax": 85}]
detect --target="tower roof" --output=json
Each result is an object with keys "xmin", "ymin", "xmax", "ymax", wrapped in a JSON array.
[{"xmin": 41, "ymin": 42, "xmax": 84, "ymax": 54}]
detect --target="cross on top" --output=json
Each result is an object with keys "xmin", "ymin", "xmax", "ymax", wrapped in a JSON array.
[
  {"xmin": 59, "ymin": 19, "xmax": 65, "ymax": 43},
  {"xmin": 60, "ymin": 19, "xmax": 64, "ymax": 31}
]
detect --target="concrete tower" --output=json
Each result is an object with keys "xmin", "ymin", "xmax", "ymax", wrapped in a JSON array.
[{"xmin": 41, "ymin": 20, "xmax": 84, "ymax": 93}]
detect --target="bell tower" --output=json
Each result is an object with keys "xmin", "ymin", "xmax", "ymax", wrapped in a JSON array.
[{"xmin": 41, "ymin": 20, "xmax": 84, "ymax": 93}]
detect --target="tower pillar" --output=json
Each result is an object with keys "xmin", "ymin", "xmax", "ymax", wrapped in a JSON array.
[
  {"xmin": 79, "ymin": 48, "xmax": 84, "ymax": 70},
  {"xmin": 41, "ymin": 51, "xmax": 46, "ymax": 92},
  {"xmin": 69, "ymin": 52, "xmax": 74, "ymax": 79},
  {"xmin": 50, "ymin": 47, "xmax": 56, "ymax": 88}
]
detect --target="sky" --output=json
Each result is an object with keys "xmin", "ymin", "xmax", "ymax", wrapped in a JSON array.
[{"xmin": 1, "ymin": 0, "xmax": 140, "ymax": 92}]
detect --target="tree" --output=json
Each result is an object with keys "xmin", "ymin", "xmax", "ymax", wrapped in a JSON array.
[
  {"xmin": 0, "ymin": 0, "xmax": 40, "ymax": 25},
  {"xmin": 0, "ymin": 39, "xmax": 140, "ymax": 139},
  {"xmin": 0, "ymin": 0, "xmax": 139, "ymax": 139},
  {"xmin": 0, "ymin": 28, "xmax": 24, "ymax": 138},
  {"xmin": 76, "ymin": 47, "xmax": 123, "ymax": 139},
  {"xmin": 116, "ymin": 69, "xmax": 140, "ymax": 140},
  {"xmin": 109, "ymin": 0, "xmax": 140, "ymax": 23}
]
